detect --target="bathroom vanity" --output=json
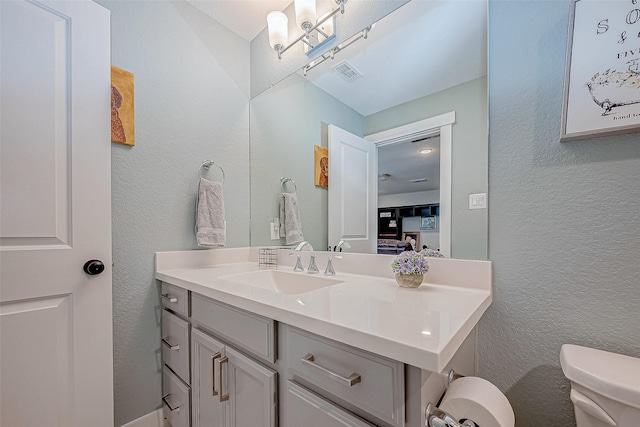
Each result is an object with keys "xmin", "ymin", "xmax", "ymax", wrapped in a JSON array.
[{"xmin": 156, "ymin": 248, "xmax": 491, "ymax": 427}]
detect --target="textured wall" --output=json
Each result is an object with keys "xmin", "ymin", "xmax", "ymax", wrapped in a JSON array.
[
  {"xmin": 250, "ymin": 73, "xmax": 363, "ymax": 249},
  {"xmin": 482, "ymin": 1, "xmax": 640, "ymax": 426},
  {"xmin": 95, "ymin": 1, "xmax": 250, "ymax": 425},
  {"xmin": 365, "ymin": 78, "xmax": 488, "ymax": 260}
]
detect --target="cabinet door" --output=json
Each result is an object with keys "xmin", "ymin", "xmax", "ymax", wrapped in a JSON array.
[
  {"xmin": 224, "ymin": 346, "xmax": 277, "ymax": 427},
  {"xmin": 192, "ymin": 329, "xmax": 226, "ymax": 427},
  {"xmin": 285, "ymin": 381, "xmax": 374, "ymax": 427}
]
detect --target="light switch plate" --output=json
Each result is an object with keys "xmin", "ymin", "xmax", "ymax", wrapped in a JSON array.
[{"xmin": 469, "ymin": 193, "xmax": 487, "ymax": 210}]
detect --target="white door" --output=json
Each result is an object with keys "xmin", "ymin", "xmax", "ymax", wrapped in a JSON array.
[
  {"xmin": 328, "ymin": 125, "xmax": 377, "ymax": 254},
  {"xmin": 0, "ymin": 1, "xmax": 113, "ymax": 426}
]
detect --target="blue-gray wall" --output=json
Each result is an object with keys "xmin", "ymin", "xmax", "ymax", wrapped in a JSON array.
[
  {"xmin": 365, "ymin": 77, "xmax": 488, "ymax": 260},
  {"xmin": 250, "ymin": 73, "xmax": 363, "ymax": 250},
  {"xmin": 482, "ymin": 1, "xmax": 640, "ymax": 425},
  {"xmin": 95, "ymin": 1, "xmax": 250, "ymax": 425}
]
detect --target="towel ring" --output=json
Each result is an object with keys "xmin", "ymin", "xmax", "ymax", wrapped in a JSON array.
[
  {"xmin": 200, "ymin": 160, "xmax": 225, "ymax": 184},
  {"xmin": 281, "ymin": 177, "xmax": 297, "ymax": 193}
]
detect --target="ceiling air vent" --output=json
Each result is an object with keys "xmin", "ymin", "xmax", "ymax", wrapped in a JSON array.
[
  {"xmin": 332, "ymin": 60, "xmax": 363, "ymax": 83},
  {"xmin": 409, "ymin": 178, "xmax": 428, "ymax": 183}
]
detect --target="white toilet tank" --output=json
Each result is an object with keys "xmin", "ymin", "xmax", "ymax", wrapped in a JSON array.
[{"xmin": 560, "ymin": 344, "xmax": 640, "ymax": 427}]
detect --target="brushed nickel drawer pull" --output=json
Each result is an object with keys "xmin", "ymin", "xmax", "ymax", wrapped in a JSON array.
[
  {"xmin": 162, "ymin": 394, "xmax": 181, "ymax": 413},
  {"xmin": 161, "ymin": 338, "xmax": 179, "ymax": 351},
  {"xmin": 211, "ymin": 352, "xmax": 221, "ymax": 396},
  {"xmin": 302, "ymin": 353, "xmax": 362, "ymax": 387},
  {"xmin": 219, "ymin": 356, "xmax": 230, "ymax": 402},
  {"xmin": 161, "ymin": 293, "xmax": 178, "ymax": 303}
]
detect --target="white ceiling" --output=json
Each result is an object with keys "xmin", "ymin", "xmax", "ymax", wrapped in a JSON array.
[
  {"xmin": 186, "ymin": 0, "xmax": 290, "ymax": 41},
  {"xmin": 303, "ymin": 0, "xmax": 487, "ymax": 116},
  {"xmin": 378, "ymin": 135, "xmax": 441, "ymax": 195}
]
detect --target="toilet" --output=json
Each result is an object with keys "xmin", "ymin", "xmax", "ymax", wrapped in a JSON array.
[{"xmin": 560, "ymin": 344, "xmax": 640, "ymax": 427}]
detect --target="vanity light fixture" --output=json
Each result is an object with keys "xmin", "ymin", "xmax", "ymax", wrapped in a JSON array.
[{"xmin": 267, "ymin": 0, "xmax": 348, "ymax": 60}]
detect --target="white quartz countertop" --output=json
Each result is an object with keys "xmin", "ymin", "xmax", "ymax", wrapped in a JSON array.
[{"xmin": 156, "ymin": 249, "xmax": 492, "ymax": 373}]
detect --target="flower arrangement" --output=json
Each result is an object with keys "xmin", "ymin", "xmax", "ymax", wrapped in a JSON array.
[
  {"xmin": 421, "ymin": 248, "xmax": 445, "ymax": 258},
  {"xmin": 391, "ymin": 251, "xmax": 429, "ymax": 276}
]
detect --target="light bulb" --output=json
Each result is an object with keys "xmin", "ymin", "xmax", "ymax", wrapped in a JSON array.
[
  {"xmin": 267, "ymin": 11, "xmax": 288, "ymax": 51},
  {"xmin": 295, "ymin": 0, "xmax": 316, "ymax": 31}
]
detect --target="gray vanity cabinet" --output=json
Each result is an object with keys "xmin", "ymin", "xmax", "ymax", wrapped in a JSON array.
[
  {"xmin": 191, "ymin": 328, "xmax": 225, "ymax": 427},
  {"xmin": 160, "ymin": 282, "xmax": 470, "ymax": 427},
  {"xmin": 285, "ymin": 381, "xmax": 375, "ymax": 427},
  {"xmin": 191, "ymin": 328, "xmax": 277, "ymax": 427},
  {"xmin": 161, "ymin": 283, "xmax": 192, "ymax": 427},
  {"xmin": 281, "ymin": 325, "xmax": 405, "ymax": 427}
]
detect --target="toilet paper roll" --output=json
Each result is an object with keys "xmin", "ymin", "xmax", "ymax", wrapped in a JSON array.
[{"xmin": 439, "ymin": 377, "xmax": 515, "ymax": 427}]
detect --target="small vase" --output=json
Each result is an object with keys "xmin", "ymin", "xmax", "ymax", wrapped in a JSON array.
[{"xmin": 395, "ymin": 273, "xmax": 424, "ymax": 288}]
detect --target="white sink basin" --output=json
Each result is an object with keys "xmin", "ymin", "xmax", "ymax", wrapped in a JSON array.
[{"xmin": 220, "ymin": 270, "xmax": 344, "ymax": 295}]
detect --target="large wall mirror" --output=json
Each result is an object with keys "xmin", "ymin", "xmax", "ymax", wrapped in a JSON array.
[{"xmin": 250, "ymin": 0, "xmax": 488, "ymax": 260}]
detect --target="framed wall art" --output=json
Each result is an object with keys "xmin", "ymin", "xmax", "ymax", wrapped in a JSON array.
[
  {"xmin": 421, "ymin": 215, "xmax": 437, "ymax": 231},
  {"xmin": 111, "ymin": 65, "xmax": 135, "ymax": 146},
  {"xmin": 401, "ymin": 232, "xmax": 420, "ymax": 251},
  {"xmin": 314, "ymin": 145, "xmax": 328, "ymax": 188},
  {"xmin": 560, "ymin": 0, "xmax": 640, "ymax": 142}
]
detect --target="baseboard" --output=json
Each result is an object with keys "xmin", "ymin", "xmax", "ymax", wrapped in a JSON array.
[{"xmin": 120, "ymin": 409, "xmax": 166, "ymax": 427}]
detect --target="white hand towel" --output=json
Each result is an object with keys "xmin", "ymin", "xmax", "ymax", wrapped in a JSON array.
[
  {"xmin": 196, "ymin": 178, "xmax": 226, "ymax": 247},
  {"xmin": 279, "ymin": 192, "xmax": 304, "ymax": 245}
]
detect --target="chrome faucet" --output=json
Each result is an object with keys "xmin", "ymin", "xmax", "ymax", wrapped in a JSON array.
[
  {"xmin": 325, "ymin": 240, "xmax": 351, "ymax": 276},
  {"xmin": 333, "ymin": 240, "xmax": 351, "ymax": 252},
  {"xmin": 294, "ymin": 241, "xmax": 319, "ymax": 274}
]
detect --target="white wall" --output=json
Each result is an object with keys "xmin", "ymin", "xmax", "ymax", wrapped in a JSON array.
[{"xmin": 95, "ymin": 1, "xmax": 250, "ymax": 425}]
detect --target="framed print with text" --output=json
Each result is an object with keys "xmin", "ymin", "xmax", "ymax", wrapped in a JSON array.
[{"xmin": 561, "ymin": 0, "xmax": 640, "ymax": 142}]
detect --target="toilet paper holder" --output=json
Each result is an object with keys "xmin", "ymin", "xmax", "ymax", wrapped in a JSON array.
[
  {"xmin": 425, "ymin": 403, "xmax": 479, "ymax": 427},
  {"xmin": 425, "ymin": 370, "xmax": 480, "ymax": 427}
]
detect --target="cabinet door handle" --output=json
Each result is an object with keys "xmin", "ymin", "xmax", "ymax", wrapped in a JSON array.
[
  {"xmin": 219, "ymin": 356, "xmax": 230, "ymax": 402},
  {"xmin": 162, "ymin": 394, "xmax": 181, "ymax": 413},
  {"xmin": 161, "ymin": 293, "xmax": 178, "ymax": 303},
  {"xmin": 211, "ymin": 352, "xmax": 221, "ymax": 396},
  {"xmin": 301, "ymin": 353, "xmax": 362, "ymax": 387},
  {"xmin": 161, "ymin": 338, "xmax": 179, "ymax": 351}
]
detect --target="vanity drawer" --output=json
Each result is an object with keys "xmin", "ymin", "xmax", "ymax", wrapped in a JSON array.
[
  {"xmin": 161, "ymin": 282, "xmax": 189, "ymax": 317},
  {"xmin": 191, "ymin": 293, "xmax": 276, "ymax": 363},
  {"xmin": 284, "ymin": 326, "xmax": 405, "ymax": 427},
  {"xmin": 162, "ymin": 309, "xmax": 190, "ymax": 383},
  {"xmin": 285, "ymin": 380, "xmax": 375, "ymax": 427},
  {"xmin": 163, "ymin": 366, "xmax": 191, "ymax": 427}
]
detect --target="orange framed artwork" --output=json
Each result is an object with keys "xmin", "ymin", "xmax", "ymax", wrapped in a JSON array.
[
  {"xmin": 111, "ymin": 65, "xmax": 134, "ymax": 146},
  {"xmin": 314, "ymin": 145, "xmax": 328, "ymax": 188}
]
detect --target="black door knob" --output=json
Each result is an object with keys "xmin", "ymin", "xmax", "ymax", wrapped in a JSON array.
[{"xmin": 83, "ymin": 259, "xmax": 105, "ymax": 275}]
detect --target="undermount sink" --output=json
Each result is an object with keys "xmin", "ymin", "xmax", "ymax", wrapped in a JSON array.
[{"xmin": 220, "ymin": 270, "xmax": 344, "ymax": 295}]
